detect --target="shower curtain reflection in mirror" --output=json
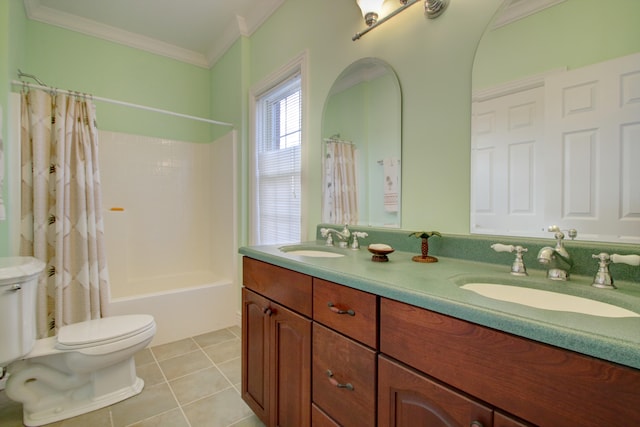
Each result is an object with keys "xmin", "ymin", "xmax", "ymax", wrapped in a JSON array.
[{"xmin": 322, "ymin": 138, "xmax": 358, "ymax": 225}]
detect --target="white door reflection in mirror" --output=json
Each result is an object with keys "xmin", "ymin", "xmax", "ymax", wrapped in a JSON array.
[{"xmin": 471, "ymin": 0, "xmax": 640, "ymax": 243}]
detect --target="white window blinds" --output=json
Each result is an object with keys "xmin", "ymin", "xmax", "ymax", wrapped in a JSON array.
[{"xmin": 253, "ymin": 73, "xmax": 302, "ymax": 245}]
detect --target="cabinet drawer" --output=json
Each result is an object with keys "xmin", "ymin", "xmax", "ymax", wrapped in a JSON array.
[
  {"xmin": 313, "ymin": 278, "xmax": 378, "ymax": 348},
  {"xmin": 380, "ymin": 297, "xmax": 640, "ymax": 427},
  {"xmin": 312, "ymin": 323, "xmax": 376, "ymax": 427},
  {"xmin": 243, "ymin": 257, "xmax": 312, "ymax": 317}
]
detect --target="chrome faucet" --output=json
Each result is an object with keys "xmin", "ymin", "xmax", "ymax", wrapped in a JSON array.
[
  {"xmin": 591, "ymin": 253, "xmax": 640, "ymax": 290},
  {"xmin": 537, "ymin": 226, "xmax": 577, "ymax": 281},
  {"xmin": 320, "ymin": 225, "xmax": 351, "ymax": 248}
]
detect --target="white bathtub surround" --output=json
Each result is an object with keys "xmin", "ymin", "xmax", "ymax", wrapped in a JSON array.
[
  {"xmin": 109, "ymin": 278, "xmax": 234, "ymax": 346},
  {"xmin": 100, "ymin": 130, "xmax": 238, "ymax": 345}
]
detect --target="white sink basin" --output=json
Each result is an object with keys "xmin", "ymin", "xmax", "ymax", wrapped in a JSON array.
[
  {"xmin": 461, "ymin": 283, "xmax": 640, "ymax": 318},
  {"xmin": 279, "ymin": 246, "xmax": 345, "ymax": 258}
]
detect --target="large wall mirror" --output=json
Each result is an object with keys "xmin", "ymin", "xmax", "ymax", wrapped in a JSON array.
[
  {"xmin": 471, "ymin": 0, "xmax": 640, "ymax": 243},
  {"xmin": 322, "ymin": 58, "xmax": 402, "ymax": 228}
]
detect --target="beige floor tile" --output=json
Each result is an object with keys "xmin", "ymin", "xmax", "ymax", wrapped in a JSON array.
[
  {"xmin": 217, "ymin": 357, "xmax": 241, "ymax": 385},
  {"xmin": 127, "ymin": 408, "xmax": 190, "ymax": 427},
  {"xmin": 134, "ymin": 348, "xmax": 155, "ymax": 366},
  {"xmin": 228, "ymin": 326, "xmax": 241, "ymax": 338},
  {"xmin": 136, "ymin": 361, "xmax": 165, "ymax": 387},
  {"xmin": 193, "ymin": 329, "xmax": 236, "ymax": 348},
  {"xmin": 0, "ymin": 390, "xmax": 24, "ymax": 427},
  {"xmin": 182, "ymin": 388, "xmax": 254, "ymax": 427},
  {"xmin": 151, "ymin": 338, "xmax": 199, "ymax": 361},
  {"xmin": 169, "ymin": 367, "xmax": 233, "ymax": 406},
  {"xmin": 110, "ymin": 382, "xmax": 178, "ymax": 427},
  {"xmin": 44, "ymin": 407, "xmax": 112, "ymax": 427},
  {"xmin": 203, "ymin": 338, "xmax": 241, "ymax": 364},
  {"xmin": 229, "ymin": 415, "xmax": 266, "ymax": 427},
  {"xmin": 158, "ymin": 350, "xmax": 213, "ymax": 380}
]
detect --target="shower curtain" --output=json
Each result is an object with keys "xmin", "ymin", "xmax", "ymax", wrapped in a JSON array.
[
  {"xmin": 20, "ymin": 89, "xmax": 110, "ymax": 338},
  {"xmin": 322, "ymin": 139, "xmax": 358, "ymax": 225}
]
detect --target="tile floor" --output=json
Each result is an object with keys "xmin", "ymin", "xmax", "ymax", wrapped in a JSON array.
[{"xmin": 0, "ymin": 326, "xmax": 265, "ymax": 427}]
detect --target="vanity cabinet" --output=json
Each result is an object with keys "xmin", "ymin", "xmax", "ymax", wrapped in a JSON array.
[
  {"xmin": 241, "ymin": 258, "xmax": 312, "ymax": 427},
  {"xmin": 242, "ymin": 256, "xmax": 640, "ymax": 426},
  {"xmin": 380, "ymin": 297, "xmax": 640, "ymax": 426}
]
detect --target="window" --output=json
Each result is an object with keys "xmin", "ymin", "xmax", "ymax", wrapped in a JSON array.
[{"xmin": 251, "ymin": 70, "xmax": 303, "ymax": 245}]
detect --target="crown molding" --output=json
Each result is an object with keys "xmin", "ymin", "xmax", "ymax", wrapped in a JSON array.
[
  {"xmin": 24, "ymin": 0, "xmax": 285, "ymax": 69},
  {"xmin": 472, "ymin": 67, "xmax": 566, "ymax": 102},
  {"xmin": 25, "ymin": 0, "xmax": 209, "ymax": 67},
  {"xmin": 205, "ymin": 0, "xmax": 284, "ymax": 67},
  {"xmin": 492, "ymin": 0, "xmax": 566, "ymax": 29}
]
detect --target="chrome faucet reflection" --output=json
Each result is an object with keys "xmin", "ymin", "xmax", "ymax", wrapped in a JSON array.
[
  {"xmin": 320, "ymin": 225, "xmax": 351, "ymax": 248},
  {"xmin": 320, "ymin": 225, "xmax": 368, "ymax": 249},
  {"xmin": 537, "ymin": 226, "xmax": 577, "ymax": 281}
]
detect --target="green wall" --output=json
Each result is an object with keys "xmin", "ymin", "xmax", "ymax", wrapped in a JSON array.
[
  {"xmin": 246, "ymin": 0, "xmax": 499, "ymax": 239},
  {"xmin": 0, "ymin": 0, "xmax": 27, "ymax": 257},
  {"xmin": 8, "ymin": 0, "xmax": 635, "ymax": 255},
  {"xmin": 1, "ymin": 0, "xmax": 501, "ymax": 254},
  {"xmin": 474, "ymin": 0, "xmax": 640, "ymax": 89},
  {"xmin": 23, "ymin": 21, "xmax": 213, "ymax": 143}
]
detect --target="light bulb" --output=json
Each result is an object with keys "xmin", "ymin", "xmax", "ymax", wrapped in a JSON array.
[{"xmin": 356, "ymin": 0, "xmax": 385, "ymax": 26}]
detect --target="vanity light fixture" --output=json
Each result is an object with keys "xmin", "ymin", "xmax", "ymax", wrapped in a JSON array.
[
  {"xmin": 353, "ymin": 0, "xmax": 449, "ymax": 41},
  {"xmin": 356, "ymin": 0, "xmax": 386, "ymax": 26}
]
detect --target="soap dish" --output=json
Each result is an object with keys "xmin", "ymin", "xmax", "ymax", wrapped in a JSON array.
[{"xmin": 368, "ymin": 244, "xmax": 394, "ymax": 262}]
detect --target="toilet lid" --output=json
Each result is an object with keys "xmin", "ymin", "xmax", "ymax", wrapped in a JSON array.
[{"xmin": 57, "ymin": 314, "xmax": 155, "ymax": 347}]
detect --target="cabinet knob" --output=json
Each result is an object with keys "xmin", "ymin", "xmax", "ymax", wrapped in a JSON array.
[
  {"xmin": 263, "ymin": 307, "xmax": 273, "ymax": 316},
  {"xmin": 326, "ymin": 370, "xmax": 354, "ymax": 391},
  {"xmin": 470, "ymin": 422, "xmax": 483, "ymax": 427},
  {"xmin": 327, "ymin": 302, "xmax": 355, "ymax": 316}
]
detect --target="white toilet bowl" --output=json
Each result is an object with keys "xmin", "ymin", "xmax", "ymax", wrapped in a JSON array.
[
  {"xmin": 0, "ymin": 257, "xmax": 156, "ymax": 426},
  {"xmin": 7, "ymin": 314, "xmax": 156, "ymax": 426}
]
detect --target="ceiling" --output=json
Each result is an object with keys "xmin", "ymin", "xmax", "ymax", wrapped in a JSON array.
[{"xmin": 24, "ymin": 0, "xmax": 285, "ymax": 68}]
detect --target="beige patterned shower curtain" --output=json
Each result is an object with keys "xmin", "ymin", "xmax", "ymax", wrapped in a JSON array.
[
  {"xmin": 322, "ymin": 139, "xmax": 358, "ymax": 225},
  {"xmin": 20, "ymin": 89, "xmax": 110, "ymax": 338}
]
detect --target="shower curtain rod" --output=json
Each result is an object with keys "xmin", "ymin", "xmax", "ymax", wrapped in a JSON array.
[{"xmin": 11, "ymin": 78, "xmax": 234, "ymax": 127}]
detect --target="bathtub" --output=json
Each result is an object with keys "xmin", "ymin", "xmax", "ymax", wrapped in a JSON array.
[{"xmin": 108, "ymin": 272, "xmax": 237, "ymax": 346}]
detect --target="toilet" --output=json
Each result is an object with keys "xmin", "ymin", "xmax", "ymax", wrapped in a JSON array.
[{"xmin": 0, "ymin": 257, "xmax": 156, "ymax": 426}]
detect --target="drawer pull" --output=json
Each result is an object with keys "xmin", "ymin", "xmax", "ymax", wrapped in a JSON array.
[
  {"xmin": 327, "ymin": 302, "xmax": 355, "ymax": 316},
  {"xmin": 326, "ymin": 370, "xmax": 354, "ymax": 391},
  {"xmin": 263, "ymin": 307, "xmax": 273, "ymax": 316},
  {"xmin": 470, "ymin": 422, "xmax": 483, "ymax": 427}
]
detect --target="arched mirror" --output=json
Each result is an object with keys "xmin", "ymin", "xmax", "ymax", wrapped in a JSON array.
[
  {"xmin": 322, "ymin": 58, "xmax": 402, "ymax": 228},
  {"xmin": 471, "ymin": 0, "xmax": 640, "ymax": 243}
]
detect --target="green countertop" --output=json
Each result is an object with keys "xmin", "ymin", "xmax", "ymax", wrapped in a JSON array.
[{"xmin": 239, "ymin": 241, "xmax": 640, "ymax": 370}]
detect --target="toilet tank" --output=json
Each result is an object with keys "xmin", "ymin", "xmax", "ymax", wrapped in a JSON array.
[{"xmin": 0, "ymin": 257, "xmax": 45, "ymax": 367}]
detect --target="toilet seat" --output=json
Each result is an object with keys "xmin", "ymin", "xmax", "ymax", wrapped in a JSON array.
[{"xmin": 56, "ymin": 314, "xmax": 155, "ymax": 351}]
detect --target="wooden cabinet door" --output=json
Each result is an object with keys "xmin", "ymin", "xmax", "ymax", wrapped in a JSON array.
[
  {"xmin": 378, "ymin": 355, "xmax": 493, "ymax": 427},
  {"xmin": 242, "ymin": 288, "xmax": 311, "ymax": 427},
  {"xmin": 311, "ymin": 403, "xmax": 341, "ymax": 427},
  {"xmin": 270, "ymin": 298, "xmax": 312, "ymax": 427},
  {"xmin": 242, "ymin": 288, "xmax": 271, "ymax": 424},
  {"xmin": 494, "ymin": 412, "xmax": 534, "ymax": 427}
]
